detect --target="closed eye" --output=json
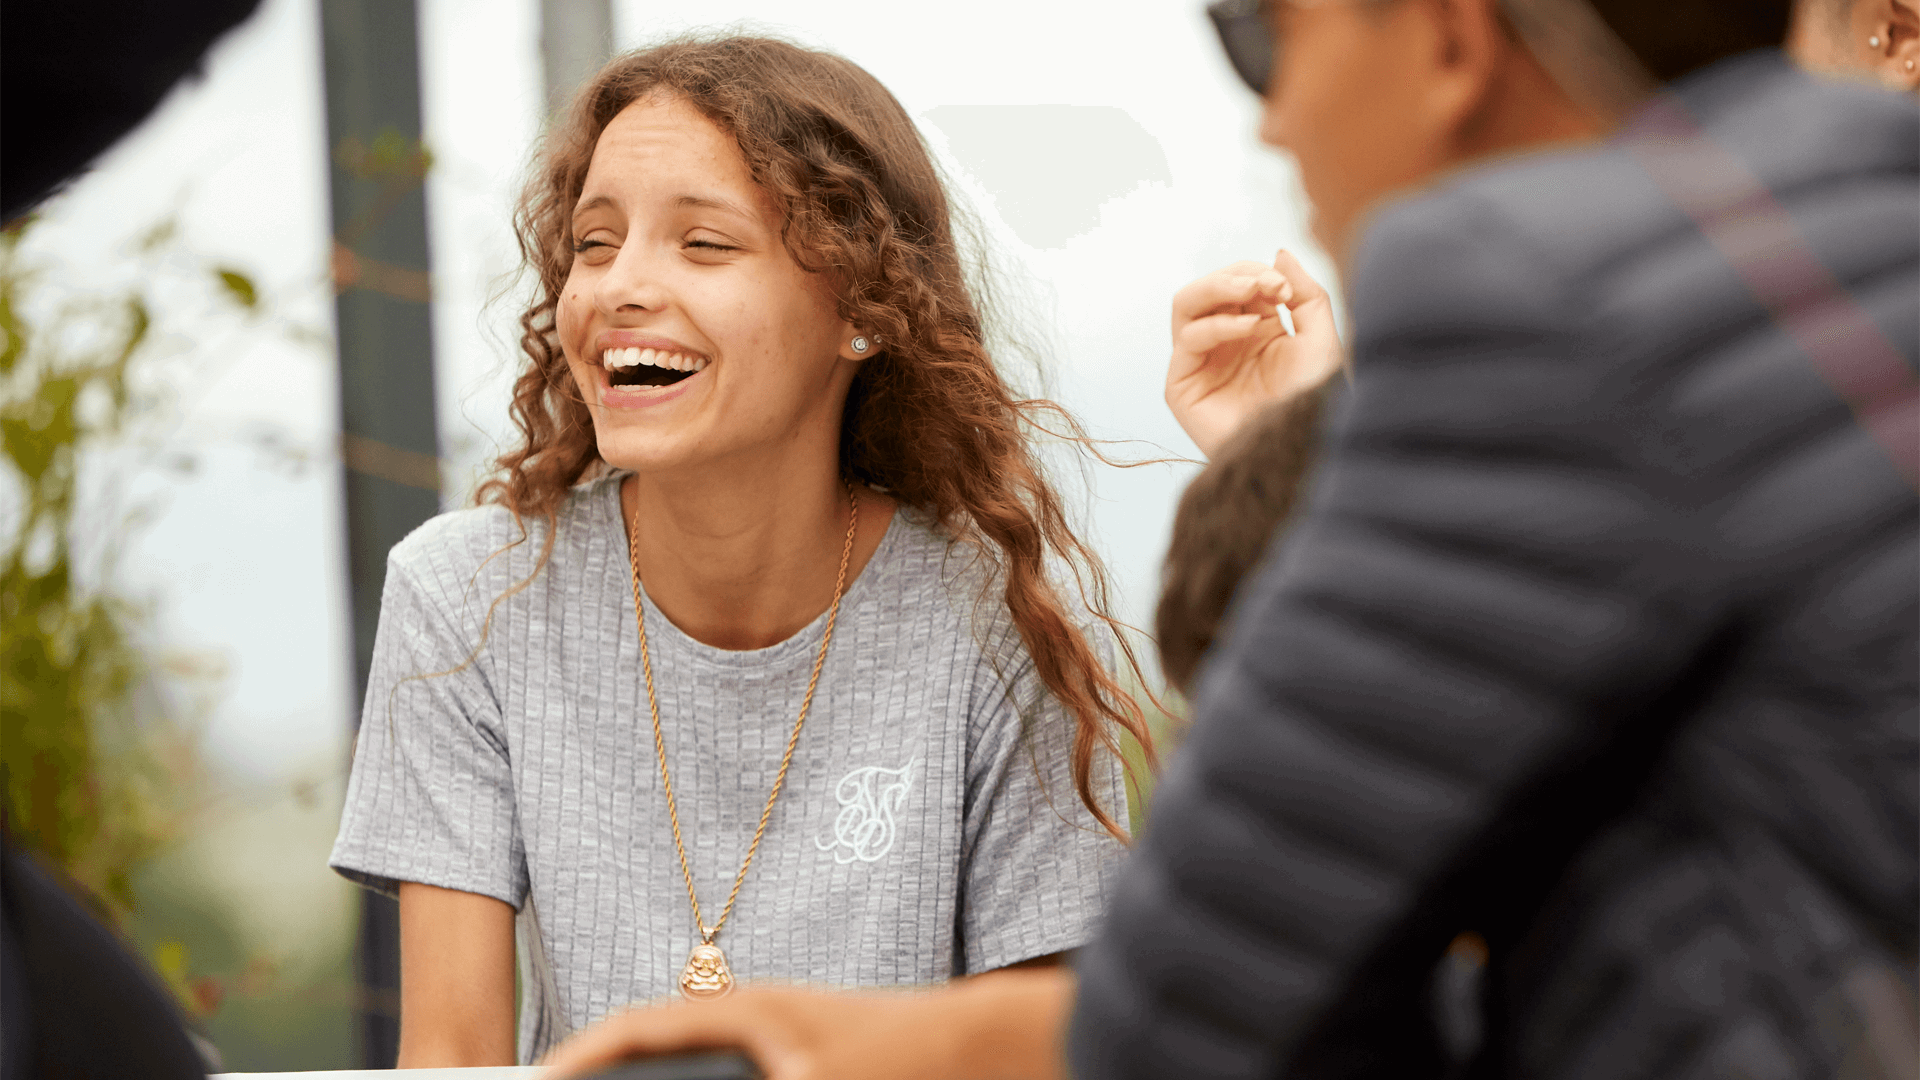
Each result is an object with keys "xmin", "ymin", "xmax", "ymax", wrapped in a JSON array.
[
  {"xmin": 686, "ymin": 239, "xmax": 737, "ymax": 252},
  {"xmin": 571, "ymin": 238, "xmax": 611, "ymax": 253}
]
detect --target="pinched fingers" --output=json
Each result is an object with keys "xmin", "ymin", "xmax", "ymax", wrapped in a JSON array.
[
  {"xmin": 1173, "ymin": 311, "xmax": 1270, "ymax": 364},
  {"xmin": 1269, "ymin": 249, "xmax": 1328, "ymax": 309},
  {"xmin": 1172, "ymin": 263, "xmax": 1294, "ymax": 327},
  {"xmin": 1269, "ymin": 248, "xmax": 1345, "ymax": 390}
]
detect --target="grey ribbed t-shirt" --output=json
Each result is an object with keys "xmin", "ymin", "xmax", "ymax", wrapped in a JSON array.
[{"xmin": 329, "ymin": 474, "xmax": 1126, "ymax": 1063}]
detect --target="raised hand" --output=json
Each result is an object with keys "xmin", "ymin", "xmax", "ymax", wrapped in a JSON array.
[{"xmin": 1165, "ymin": 250, "xmax": 1343, "ymax": 458}]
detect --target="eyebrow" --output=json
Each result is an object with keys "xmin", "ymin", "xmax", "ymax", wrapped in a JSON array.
[
  {"xmin": 572, "ymin": 194, "xmax": 616, "ymax": 221},
  {"xmin": 570, "ymin": 192, "xmax": 758, "ymax": 224},
  {"xmin": 672, "ymin": 193, "xmax": 756, "ymax": 221}
]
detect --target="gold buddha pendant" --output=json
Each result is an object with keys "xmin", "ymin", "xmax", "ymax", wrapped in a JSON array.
[{"xmin": 679, "ymin": 942, "xmax": 734, "ymax": 999}]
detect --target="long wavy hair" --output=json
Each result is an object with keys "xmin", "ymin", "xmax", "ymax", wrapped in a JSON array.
[{"xmin": 476, "ymin": 34, "xmax": 1155, "ymax": 839}]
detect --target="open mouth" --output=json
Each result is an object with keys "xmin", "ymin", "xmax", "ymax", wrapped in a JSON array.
[{"xmin": 603, "ymin": 346, "xmax": 709, "ymax": 388}]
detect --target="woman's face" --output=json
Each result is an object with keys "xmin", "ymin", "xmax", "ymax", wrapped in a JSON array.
[{"xmin": 558, "ymin": 94, "xmax": 859, "ymax": 476}]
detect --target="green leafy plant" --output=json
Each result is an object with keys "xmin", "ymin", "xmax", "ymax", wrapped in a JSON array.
[{"xmin": 0, "ymin": 216, "xmax": 261, "ymax": 922}]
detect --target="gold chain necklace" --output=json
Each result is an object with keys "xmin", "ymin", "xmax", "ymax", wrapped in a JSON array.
[{"xmin": 625, "ymin": 481, "xmax": 858, "ymax": 1000}]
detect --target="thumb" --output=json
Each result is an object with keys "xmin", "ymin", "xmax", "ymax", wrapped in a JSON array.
[
  {"xmin": 1272, "ymin": 249, "xmax": 1340, "ymax": 342},
  {"xmin": 1270, "ymin": 248, "xmax": 1330, "ymax": 310}
]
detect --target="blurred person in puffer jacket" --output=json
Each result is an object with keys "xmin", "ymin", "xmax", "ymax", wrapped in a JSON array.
[
  {"xmin": 1074, "ymin": 1, "xmax": 1920, "ymax": 1076},
  {"xmin": 541, "ymin": 0, "xmax": 1917, "ymax": 1077}
]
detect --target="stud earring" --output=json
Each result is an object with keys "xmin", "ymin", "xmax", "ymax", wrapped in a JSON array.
[
  {"xmin": 1908, "ymin": 60, "xmax": 1916, "ymax": 71},
  {"xmin": 850, "ymin": 336, "xmax": 871, "ymax": 355},
  {"xmin": 1870, "ymin": 34, "xmax": 1883, "ymax": 47}
]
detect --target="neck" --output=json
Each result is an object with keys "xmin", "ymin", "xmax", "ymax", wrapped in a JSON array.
[
  {"xmin": 1454, "ymin": 50, "xmax": 1609, "ymax": 167},
  {"xmin": 621, "ymin": 457, "xmax": 894, "ymax": 651},
  {"xmin": 1324, "ymin": 52, "xmax": 1611, "ymax": 262}
]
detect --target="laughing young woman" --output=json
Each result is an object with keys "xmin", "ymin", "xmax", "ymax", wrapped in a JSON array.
[{"xmin": 327, "ymin": 36, "xmax": 1154, "ymax": 1067}]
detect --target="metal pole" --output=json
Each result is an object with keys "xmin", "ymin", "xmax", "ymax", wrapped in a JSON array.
[
  {"xmin": 317, "ymin": 0, "xmax": 441, "ymax": 1067},
  {"xmin": 542, "ymin": 0, "xmax": 616, "ymax": 118}
]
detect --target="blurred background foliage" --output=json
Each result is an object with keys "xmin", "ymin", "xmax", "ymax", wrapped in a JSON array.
[
  {"xmin": 0, "ymin": 216, "xmax": 353, "ymax": 1069},
  {"xmin": 1120, "ymin": 677, "xmax": 1187, "ymax": 837},
  {"xmin": 0, "ymin": 216, "xmax": 212, "ymax": 917}
]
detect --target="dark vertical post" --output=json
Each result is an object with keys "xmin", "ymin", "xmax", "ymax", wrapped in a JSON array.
[
  {"xmin": 541, "ymin": 0, "xmax": 615, "ymax": 119},
  {"xmin": 318, "ymin": 0, "xmax": 442, "ymax": 1067}
]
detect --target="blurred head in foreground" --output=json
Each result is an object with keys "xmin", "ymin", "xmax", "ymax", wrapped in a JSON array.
[
  {"xmin": 1237, "ymin": 0, "xmax": 1792, "ymax": 255},
  {"xmin": 1790, "ymin": 0, "xmax": 1920, "ymax": 90}
]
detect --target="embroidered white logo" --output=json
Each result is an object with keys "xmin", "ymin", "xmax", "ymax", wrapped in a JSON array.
[{"xmin": 816, "ymin": 758, "xmax": 916, "ymax": 864}]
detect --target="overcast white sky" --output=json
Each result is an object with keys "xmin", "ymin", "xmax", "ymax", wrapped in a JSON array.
[{"xmin": 21, "ymin": 0, "xmax": 1334, "ymax": 781}]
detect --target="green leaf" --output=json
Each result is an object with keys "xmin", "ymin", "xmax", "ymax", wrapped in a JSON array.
[
  {"xmin": 137, "ymin": 219, "xmax": 178, "ymax": 254},
  {"xmin": 216, "ymin": 269, "xmax": 258, "ymax": 310}
]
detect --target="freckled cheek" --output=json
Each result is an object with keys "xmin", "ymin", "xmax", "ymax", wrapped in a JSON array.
[
  {"xmin": 687, "ymin": 285, "xmax": 769, "ymax": 366},
  {"xmin": 751, "ymin": 274, "xmax": 840, "ymax": 374},
  {"xmin": 692, "ymin": 270, "xmax": 830, "ymax": 390},
  {"xmin": 738, "ymin": 315, "xmax": 818, "ymax": 390}
]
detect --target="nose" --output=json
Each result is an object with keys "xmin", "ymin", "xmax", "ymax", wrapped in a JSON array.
[{"xmin": 593, "ymin": 237, "xmax": 671, "ymax": 315}]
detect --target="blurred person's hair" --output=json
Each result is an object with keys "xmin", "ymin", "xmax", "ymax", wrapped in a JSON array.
[
  {"xmin": 1581, "ymin": 0, "xmax": 1794, "ymax": 80},
  {"xmin": 481, "ymin": 34, "xmax": 1155, "ymax": 839},
  {"xmin": 1, "ymin": 0, "xmax": 261, "ymax": 222},
  {"xmin": 1155, "ymin": 389, "xmax": 1325, "ymax": 697}
]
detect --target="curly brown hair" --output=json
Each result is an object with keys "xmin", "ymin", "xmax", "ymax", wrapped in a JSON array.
[{"xmin": 476, "ymin": 34, "xmax": 1155, "ymax": 839}]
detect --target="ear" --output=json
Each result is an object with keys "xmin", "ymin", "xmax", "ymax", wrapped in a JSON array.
[
  {"xmin": 1418, "ymin": 0, "xmax": 1521, "ymax": 153},
  {"xmin": 1881, "ymin": 0, "xmax": 1920, "ymax": 92}
]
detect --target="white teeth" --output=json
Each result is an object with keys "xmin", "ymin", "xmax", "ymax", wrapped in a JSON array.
[{"xmin": 602, "ymin": 346, "xmax": 710, "ymax": 375}]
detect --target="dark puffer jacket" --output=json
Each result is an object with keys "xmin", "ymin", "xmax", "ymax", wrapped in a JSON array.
[{"xmin": 1070, "ymin": 52, "xmax": 1917, "ymax": 1079}]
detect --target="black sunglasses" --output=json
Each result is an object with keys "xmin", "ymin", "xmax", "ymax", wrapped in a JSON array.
[{"xmin": 1206, "ymin": 0, "xmax": 1274, "ymax": 96}]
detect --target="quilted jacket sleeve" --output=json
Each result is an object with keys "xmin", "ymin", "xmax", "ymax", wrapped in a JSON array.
[{"xmin": 1067, "ymin": 189, "xmax": 1731, "ymax": 1078}]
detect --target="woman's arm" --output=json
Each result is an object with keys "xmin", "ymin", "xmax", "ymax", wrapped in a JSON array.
[
  {"xmin": 543, "ymin": 969, "xmax": 1075, "ymax": 1080},
  {"xmin": 396, "ymin": 881, "xmax": 517, "ymax": 1067}
]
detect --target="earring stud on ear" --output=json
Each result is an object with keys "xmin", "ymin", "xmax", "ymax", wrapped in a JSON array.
[
  {"xmin": 851, "ymin": 336, "xmax": 871, "ymax": 355},
  {"xmin": 1870, "ymin": 34, "xmax": 1883, "ymax": 47}
]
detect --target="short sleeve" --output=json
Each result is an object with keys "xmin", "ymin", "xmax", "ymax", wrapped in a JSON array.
[
  {"xmin": 329, "ymin": 558, "xmax": 529, "ymax": 908},
  {"xmin": 957, "ymin": 639, "xmax": 1129, "ymax": 974}
]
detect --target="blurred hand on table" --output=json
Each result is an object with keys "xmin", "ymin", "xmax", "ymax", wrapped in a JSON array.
[
  {"xmin": 541, "ymin": 968, "xmax": 1074, "ymax": 1080},
  {"xmin": 1166, "ymin": 249, "xmax": 1343, "ymax": 458}
]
